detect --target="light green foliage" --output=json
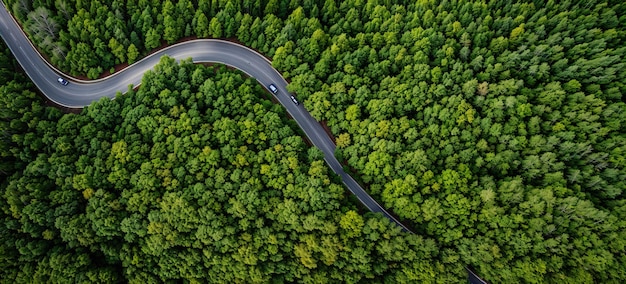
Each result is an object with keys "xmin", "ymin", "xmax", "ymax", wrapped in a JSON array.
[
  {"xmin": 2, "ymin": 0, "xmax": 626, "ymax": 282},
  {"xmin": 0, "ymin": 54, "xmax": 452, "ymax": 282},
  {"xmin": 127, "ymin": 44, "xmax": 139, "ymax": 64}
]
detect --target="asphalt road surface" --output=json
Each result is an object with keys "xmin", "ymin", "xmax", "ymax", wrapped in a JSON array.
[
  {"xmin": 0, "ymin": 3, "xmax": 495, "ymax": 283},
  {"xmin": 0, "ymin": 2, "xmax": 413, "ymax": 233}
]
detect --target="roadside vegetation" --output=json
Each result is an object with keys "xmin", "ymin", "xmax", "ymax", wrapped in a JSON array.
[
  {"xmin": 0, "ymin": 44, "xmax": 454, "ymax": 282},
  {"xmin": 1, "ymin": 0, "xmax": 626, "ymax": 282}
]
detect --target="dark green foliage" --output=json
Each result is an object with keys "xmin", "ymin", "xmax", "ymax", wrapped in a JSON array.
[
  {"xmin": 0, "ymin": 55, "xmax": 454, "ymax": 282},
  {"xmin": 2, "ymin": 0, "xmax": 626, "ymax": 282},
  {"xmin": 270, "ymin": 1, "xmax": 626, "ymax": 283}
]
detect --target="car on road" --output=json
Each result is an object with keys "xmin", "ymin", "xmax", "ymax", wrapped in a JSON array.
[
  {"xmin": 268, "ymin": 84, "xmax": 278, "ymax": 94},
  {"xmin": 57, "ymin": 77, "xmax": 69, "ymax": 86},
  {"xmin": 290, "ymin": 95, "xmax": 299, "ymax": 105}
]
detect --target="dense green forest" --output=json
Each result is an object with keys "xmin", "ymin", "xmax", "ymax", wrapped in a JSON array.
[
  {"xmin": 2, "ymin": 0, "xmax": 626, "ymax": 282},
  {"xmin": 1, "ymin": 43, "xmax": 456, "ymax": 282}
]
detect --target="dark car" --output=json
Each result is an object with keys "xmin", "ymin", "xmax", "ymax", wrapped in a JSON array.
[
  {"xmin": 290, "ymin": 95, "xmax": 299, "ymax": 105},
  {"xmin": 268, "ymin": 84, "xmax": 278, "ymax": 94},
  {"xmin": 57, "ymin": 77, "xmax": 69, "ymax": 86}
]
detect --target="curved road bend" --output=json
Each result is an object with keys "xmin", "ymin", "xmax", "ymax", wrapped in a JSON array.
[
  {"xmin": 1, "ymin": 3, "xmax": 494, "ymax": 283},
  {"xmin": 0, "ymin": 2, "xmax": 413, "ymax": 233}
]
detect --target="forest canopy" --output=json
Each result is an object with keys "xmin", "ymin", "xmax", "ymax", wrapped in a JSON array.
[
  {"xmin": 2, "ymin": 0, "xmax": 626, "ymax": 282},
  {"xmin": 0, "ymin": 48, "xmax": 457, "ymax": 282}
]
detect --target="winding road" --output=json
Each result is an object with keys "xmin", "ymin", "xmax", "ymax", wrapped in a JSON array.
[
  {"xmin": 0, "ymin": 1, "xmax": 412, "ymax": 232},
  {"xmin": 0, "ymin": 3, "xmax": 491, "ymax": 283}
]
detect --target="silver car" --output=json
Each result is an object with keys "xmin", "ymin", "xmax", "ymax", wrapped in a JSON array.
[
  {"xmin": 290, "ymin": 95, "xmax": 299, "ymax": 105},
  {"xmin": 268, "ymin": 84, "xmax": 278, "ymax": 94},
  {"xmin": 57, "ymin": 77, "xmax": 69, "ymax": 86}
]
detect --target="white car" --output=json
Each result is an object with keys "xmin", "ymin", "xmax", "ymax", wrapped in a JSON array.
[
  {"xmin": 268, "ymin": 84, "xmax": 278, "ymax": 94},
  {"xmin": 57, "ymin": 77, "xmax": 69, "ymax": 86},
  {"xmin": 290, "ymin": 95, "xmax": 299, "ymax": 105}
]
